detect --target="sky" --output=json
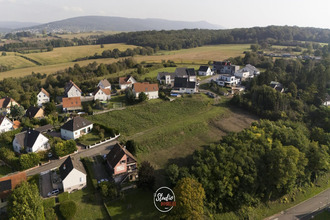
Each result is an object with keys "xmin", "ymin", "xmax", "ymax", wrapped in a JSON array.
[{"xmin": 0, "ymin": 0, "xmax": 329, "ymax": 29}]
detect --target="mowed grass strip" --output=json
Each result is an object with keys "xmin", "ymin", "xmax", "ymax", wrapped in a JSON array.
[
  {"xmin": 22, "ymin": 43, "xmax": 137, "ymax": 66},
  {"xmin": 0, "ymin": 52, "xmax": 37, "ymax": 69}
]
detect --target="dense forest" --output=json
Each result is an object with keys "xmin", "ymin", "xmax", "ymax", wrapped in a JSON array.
[{"xmin": 97, "ymin": 26, "xmax": 330, "ymax": 50}]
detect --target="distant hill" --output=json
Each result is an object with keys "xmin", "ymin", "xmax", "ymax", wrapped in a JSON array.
[
  {"xmin": 17, "ymin": 16, "xmax": 223, "ymax": 33},
  {"xmin": 0, "ymin": 21, "xmax": 40, "ymax": 31}
]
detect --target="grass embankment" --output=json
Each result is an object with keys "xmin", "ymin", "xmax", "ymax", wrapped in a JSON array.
[{"xmin": 314, "ymin": 210, "xmax": 330, "ymax": 220}]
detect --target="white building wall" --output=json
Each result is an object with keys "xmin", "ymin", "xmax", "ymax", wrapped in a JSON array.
[
  {"xmin": 37, "ymin": 91, "xmax": 50, "ymax": 106},
  {"xmin": 62, "ymin": 169, "xmax": 87, "ymax": 193},
  {"xmin": 94, "ymin": 91, "xmax": 110, "ymax": 101},
  {"xmin": 31, "ymin": 134, "xmax": 49, "ymax": 152},
  {"xmin": 61, "ymin": 125, "xmax": 93, "ymax": 140},
  {"xmin": 0, "ymin": 117, "xmax": 13, "ymax": 133},
  {"xmin": 61, "ymin": 129, "xmax": 75, "ymax": 140},
  {"xmin": 67, "ymin": 87, "xmax": 81, "ymax": 97}
]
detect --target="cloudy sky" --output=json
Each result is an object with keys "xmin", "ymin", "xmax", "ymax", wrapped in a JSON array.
[{"xmin": 0, "ymin": 0, "xmax": 329, "ymax": 29}]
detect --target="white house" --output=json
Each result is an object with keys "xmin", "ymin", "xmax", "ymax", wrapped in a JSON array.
[
  {"xmin": 243, "ymin": 64, "xmax": 260, "ymax": 77},
  {"xmin": 97, "ymin": 79, "xmax": 111, "ymax": 90},
  {"xmin": 172, "ymin": 77, "xmax": 198, "ymax": 94},
  {"xmin": 157, "ymin": 72, "xmax": 176, "ymax": 85},
  {"xmin": 133, "ymin": 82, "xmax": 159, "ymax": 100},
  {"xmin": 119, "ymin": 76, "xmax": 137, "ymax": 90},
  {"xmin": 13, "ymin": 129, "xmax": 50, "ymax": 153},
  {"xmin": 0, "ymin": 116, "xmax": 14, "ymax": 133},
  {"xmin": 37, "ymin": 88, "xmax": 50, "ymax": 107},
  {"xmin": 198, "ymin": 66, "xmax": 213, "ymax": 76},
  {"xmin": 0, "ymin": 97, "xmax": 20, "ymax": 115},
  {"xmin": 93, "ymin": 87, "xmax": 111, "ymax": 101},
  {"xmin": 60, "ymin": 117, "xmax": 93, "ymax": 140},
  {"xmin": 234, "ymin": 70, "xmax": 250, "ymax": 79},
  {"xmin": 216, "ymin": 74, "xmax": 240, "ymax": 87},
  {"xmin": 323, "ymin": 94, "xmax": 330, "ymax": 106},
  {"xmin": 59, "ymin": 156, "xmax": 87, "ymax": 193},
  {"xmin": 64, "ymin": 80, "xmax": 82, "ymax": 98}
]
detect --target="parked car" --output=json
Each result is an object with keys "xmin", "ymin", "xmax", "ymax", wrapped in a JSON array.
[
  {"xmin": 48, "ymin": 152, "xmax": 53, "ymax": 158},
  {"xmin": 47, "ymin": 189, "xmax": 59, "ymax": 197}
]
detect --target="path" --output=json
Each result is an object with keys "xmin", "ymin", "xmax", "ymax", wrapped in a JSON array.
[{"xmin": 266, "ymin": 188, "xmax": 330, "ymax": 220}]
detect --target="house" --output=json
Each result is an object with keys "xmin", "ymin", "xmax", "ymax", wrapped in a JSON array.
[
  {"xmin": 231, "ymin": 86, "xmax": 246, "ymax": 94},
  {"xmin": 0, "ymin": 97, "xmax": 20, "ymax": 115},
  {"xmin": 35, "ymin": 124, "xmax": 54, "ymax": 133},
  {"xmin": 119, "ymin": 76, "xmax": 137, "ymax": 90},
  {"xmin": 37, "ymin": 88, "xmax": 50, "ymax": 107},
  {"xmin": 62, "ymin": 97, "xmax": 82, "ymax": 112},
  {"xmin": 59, "ymin": 156, "xmax": 86, "ymax": 193},
  {"xmin": 0, "ymin": 172, "xmax": 27, "ymax": 214},
  {"xmin": 157, "ymin": 72, "xmax": 176, "ymax": 85},
  {"xmin": 93, "ymin": 87, "xmax": 111, "ymax": 101},
  {"xmin": 97, "ymin": 79, "xmax": 111, "ymax": 90},
  {"xmin": 13, "ymin": 129, "xmax": 50, "ymax": 153},
  {"xmin": 132, "ymin": 82, "xmax": 159, "ymax": 100},
  {"xmin": 25, "ymin": 106, "xmax": 44, "ymax": 119},
  {"xmin": 323, "ymin": 94, "xmax": 330, "ymax": 106},
  {"xmin": 235, "ymin": 64, "xmax": 260, "ymax": 79},
  {"xmin": 0, "ymin": 116, "xmax": 14, "ymax": 134},
  {"xmin": 174, "ymin": 68, "xmax": 197, "ymax": 82},
  {"xmin": 242, "ymin": 64, "xmax": 260, "ymax": 76},
  {"xmin": 234, "ymin": 69, "xmax": 250, "ymax": 79},
  {"xmin": 216, "ymin": 74, "xmax": 240, "ymax": 87},
  {"xmin": 172, "ymin": 77, "xmax": 198, "ymax": 94},
  {"xmin": 60, "ymin": 116, "xmax": 93, "ymax": 140},
  {"xmin": 106, "ymin": 143, "xmax": 138, "ymax": 184},
  {"xmin": 270, "ymin": 81, "xmax": 284, "ymax": 93},
  {"xmin": 64, "ymin": 80, "xmax": 82, "ymax": 97},
  {"xmin": 212, "ymin": 61, "xmax": 240, "ymax": 74},
  {"xmin": 198, "ymin": 66, "xmax": 213, "ymax": 76}
]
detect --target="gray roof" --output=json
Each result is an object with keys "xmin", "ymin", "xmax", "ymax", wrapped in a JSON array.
[
  {"xmin": 59, "ymin": 156, "xmax": 86, "ymax": 181},
  {"xmin": 15, "ymin": 130, "xmax": 41, "ymax": 150},
  {"xmin": 99, "ymin": 79, "xmax": 111, "ymax": 87},
  {"xmin": 61, "ymin": 117, "xmax": 93, "ymax": 132},
  {"xmin": 106, "ymin": 143, "xmax": 137, "ymax": 169},
  {"xmin": 175, "ymin": 67, "xmax": 196, "ymax": 77},
  {"xmin": 174, "ymin": 77, "xmax": 196, "ymax": 89},
  {"xmin": 198, "ymin": 66, "xmax": 209, "ymax": 72},
  {"xmin": 35, "ymin": 124, "xmax": 54, "ymax": 133},
  {"xmin": 239, "ymin": 64, "xmax": 260, "ymax": 75},
  {"xmin": 157, "ymin": 72, "xmax": 176, "ymax": 80}
]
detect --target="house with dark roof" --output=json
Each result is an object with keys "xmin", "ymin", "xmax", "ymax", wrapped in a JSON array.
[
  {"xmin": 0, "ymin": 97, "xmax": 20, "ymax": 115},
  {"xmin": 59, "ymin": 156, "xmax": 86, "ymax": 193},
  {"xmin": 157, "ymin": 72, "xmax": 176, "ymax": 85},
  {"xmin": 13, "ymin": 129, "xmax": 49, "ymax": 153},
  {"xmin": 93, "ymin": 87, "xmax": 111, "ymax": 101},
  {"xmin": 62, "ymin": 97, "xmax": 82, "ymax": 112},
  {"xmin": 198, "ymin": 66, "xmax": 214, "ymax": 76},
  {"xmin": 37, "ymin": 88, "xmax": 50, "ymax": 107},
  {"xmin": 64, "ymin": 80, "xmax": 82, "ymax": 98},
  {"xmin": 25, "ymin": 106, "xmax": 44, "ymax": 119},
  {"xmin": 119, "ymin": 76, "xmax": 137, "ymax": 90},
  {"xmin": 0, "ymin": 116, "xmax": 14, "ymax": 134},
  {"xmin": 174, "ymin": 67, "xmax": 197, "ymax": 82},
  {"xmin": 106, "ymin": 143, "xmax": 138, "ymax": 184},
  {"xmin": 270, "ymin": 81, "xmax": 284, "ymax": 93},
  {"xmin": 0, "ymin": 172, "xmax": 27, "ymax": 213},
  {"xmin": 171, "ymin": 77, "xmax": 198, "ymax": 94},
  {"xmin": 213, "ymin": 61, "xmax": 240, "ymax": 74},
  {"xmin": 60, "ymin": 117, "xmax": 93, "ymax": 140},
  {"xmin": 97, "ymin": 79, "xmax": 111, "ymax": 90},
  {"xmin": 132, "ymin": 82, "xmax": 159, "ymax": 100}
]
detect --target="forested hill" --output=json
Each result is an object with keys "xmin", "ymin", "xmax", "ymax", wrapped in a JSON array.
[
  {"xmin": 97, "ymin": 26, "xmax": 330, "ymax": 50},
  {"xmin": 17, "ymin": 16, "xmax": 222, "ymax": 33}
]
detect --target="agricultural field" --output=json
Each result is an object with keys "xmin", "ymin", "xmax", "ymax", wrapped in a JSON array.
[
  {"xmin": 0, "ymin": 44, "xmax": 249, "ymax": 80},
  {"xmin": 56, "ymin": 31, "xmax": 121, "ymax": 39},
  {"xmin": 88, "ymin": 95, "xmax": 258, "ymax": 186},
  {"xmin": 0, "ymin": 52, "xmax": 36, "ymax": 69}
]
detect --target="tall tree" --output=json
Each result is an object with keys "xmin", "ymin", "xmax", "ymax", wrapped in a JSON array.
[
  {"xmin": 7, "ymin": 181, "xmax": 44, "ymax": 220},
  {"xmin": 137, "ymin": 161, "xmax": 155, "ymax": 189},
  {"xmin": 172, "ymin": 177, "xmax": 205, "ymax": 220}
]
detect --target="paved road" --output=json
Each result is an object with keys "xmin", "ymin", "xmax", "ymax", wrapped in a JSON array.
[
  {"xmin": 27, "ymin": 140, "xmax": 118, "ymax": 176},
  {"xmin": 266, "ymin": 188, "xmax": 330, "ymax": 220}
]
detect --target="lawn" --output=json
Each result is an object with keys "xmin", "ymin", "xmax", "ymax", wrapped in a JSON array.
[
  {"xmin": 0, "ymin": 164, "xmax": 12, "ymax": 177},
  {"xmin": 314, "ymin": 210, "xmax": 330, "ymax": 220},
  {"xmin": 140, "ymin": 64, "xmax": 201, "ymax": 80},
  {"xmin": 106, "ymin": 189, "xmax": 166, "ymax": 220}
]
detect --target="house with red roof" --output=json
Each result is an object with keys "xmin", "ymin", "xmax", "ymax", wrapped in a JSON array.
[
  {"xmin": 132, "ymin": 82, "xmax": 159, "ymax": 100},
  {"xmin": 37, "ymin": 88, "xmax": 50, "ymax": 107},
  {"xmin": 0, "ymin": 97, "xmax": 20, "ymax": 115},
  {"xmin": 62, "ymin": 97, "xmax": 82, "ymax": 112},
  {"xmin": 93, "ymin": 87, "xmax": 111, "ymax": 101},
  {"xmin": 119, "ymin": 75, "xmax": 136, "ymax": 90}
]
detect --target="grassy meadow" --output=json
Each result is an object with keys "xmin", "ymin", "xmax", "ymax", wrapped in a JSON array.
[
  {"xmin": 0, "ymin": 43, "xmax": 249, "ymax": 80},
  {"xmin": 0, "ymin": 52, "xmax": 36, "ymax": 69}
]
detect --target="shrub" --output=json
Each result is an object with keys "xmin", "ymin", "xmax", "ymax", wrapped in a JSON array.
[
  {"xmin": 43, "ymin": 197, "xmax": 55, "ymax": 209},
  {"xmin": 99, "ymin": 181, "xmax": 118, "ymax": 200},
  {"xmin": 58, "ymin": 192, "xmax": 69, "ymax": 203},
  {"xmin": 44, "ymin": 207, "xmax": 57, "ymax": 220},
  {"xmin": 60, "ymin": 200, "xmax": 77, "ymax": 220},
  {"xmin": 19, "ymin": 153, "xmax": 40, "ymax": 170}
]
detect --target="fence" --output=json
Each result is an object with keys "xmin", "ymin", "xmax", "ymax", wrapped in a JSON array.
[{"xmin": 86, "ymin": 134, "xmax": 120, "ymax": 149}]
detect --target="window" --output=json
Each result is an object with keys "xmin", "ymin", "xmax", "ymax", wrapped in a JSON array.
[
  {"xmin": 120, "ymin": 160, "xmax": 126, "ymax": 164},
  {"xmin": 80, "ymin": 177, "xmax": 83, "ymax": 182}
]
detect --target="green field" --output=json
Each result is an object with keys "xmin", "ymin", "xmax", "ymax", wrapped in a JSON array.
[
  {"xmin": 0, "ymin": 52, "xmax": 36, "ymax": 69},
  {"xmin": 0, "ymin": 44, "xmax": 249, "ymax": 80},
  {"xmin": 107, "ymin": 189, "xmax": 164, "ymax": 220}
]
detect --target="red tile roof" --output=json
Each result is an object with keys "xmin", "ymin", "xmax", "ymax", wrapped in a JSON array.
[
  {"xmin": 133, "ymin": 82, "xmax": 158, "ymax": 93},
  {"xmin": 0, "ymin": 97, "xmax": 19, "ymax": 108},
  {"xmin": 62, "ymin": 97, "xmax": 81, "ymax": 108},
  {"xmin": 0, "ymin": 172, "xmax": 27, "ymax": 199},
  {"xmin": 119, "ymin": 77, "xmax": 131, "ymax": 85},
  {"xmin": 93, "ymin": 87, "xmax": 111, "ymax": 96},
  {"xmin": 40, "ymin": 88, "xmax": 50, "ymax": 97},
  {"xmin": 13, "ymin": 120, "xmax": 20, "ymax": 129}
]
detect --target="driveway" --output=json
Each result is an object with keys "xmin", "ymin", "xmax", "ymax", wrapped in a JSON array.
[
  {"xmin": 91, "ymin": 155, "xmax": 110, "ymax": 182},
  {"xmin": 40, "ymin": 171, "xmax": 52, "ymax": 198}
]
